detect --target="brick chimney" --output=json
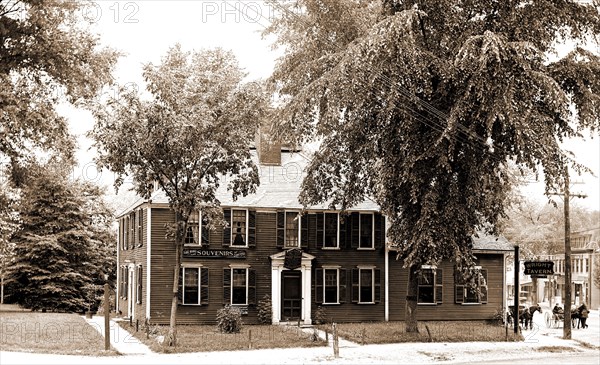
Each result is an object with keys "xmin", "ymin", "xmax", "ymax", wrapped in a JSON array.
[{"xmin": 255, "ymin": 129, "xmax": 282, "ymax": 165}]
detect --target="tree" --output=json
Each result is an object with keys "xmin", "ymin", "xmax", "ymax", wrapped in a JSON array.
[
  {"xmin": 89, "ymin": 45, "xmax": 268, "ymax": 346},
  {"xmin": 0, "ymin": 0, "xmax": 118, "ymax": 167},
  {"xmin": 265, "ymin": 0, "xmax": 600, "ymax": 331},
  {"xmin": 0, "ymin": 185, "xmax": 18, "ymax": 304},
  {"xmin": 6, "ymin": 163, "xmax": 116, "ymax": 311}
]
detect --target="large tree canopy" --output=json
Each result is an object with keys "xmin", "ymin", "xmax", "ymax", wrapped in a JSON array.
[
  {"xmin": 266, "ymin": 0, "xmax": 600, "ymax": 330},
  {"xmin": 90, "ymin": 45, "xmax": 269, "ymax": 345},
  {"xmin": 0, "ymin": 0, "xmax": 118, "ymax": 164}
]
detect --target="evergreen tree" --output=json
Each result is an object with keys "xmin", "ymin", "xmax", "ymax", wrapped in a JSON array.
[{"xmin": 7, "ymin": 164, "xmax": 115, "ymax": 312}]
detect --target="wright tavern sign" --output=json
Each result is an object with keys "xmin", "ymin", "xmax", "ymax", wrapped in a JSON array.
[{"xmin": 524, "ymin": 261, "xmax": 554, "ymax": 276}]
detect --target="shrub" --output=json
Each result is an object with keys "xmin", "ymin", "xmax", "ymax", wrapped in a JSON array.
[
  {"xmin": 216, "ymin": 305, "xmax": 243, "ymax": 333},
  {"xmin": 313, "ymin": 306, "xmax": 327, "ymax": 325},
  {"xmin": 257, "ymin": 294, "xmax": 272, "ymax": 324}
]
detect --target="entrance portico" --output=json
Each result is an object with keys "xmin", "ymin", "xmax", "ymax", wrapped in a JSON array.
[{"xmin": 270, "ymin": 250, "xmax": 315, "ymax": 325}]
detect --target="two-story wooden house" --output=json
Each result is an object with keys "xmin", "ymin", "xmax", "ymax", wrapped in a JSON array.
[{"xmin": 115, "ymin": 144, "xmax": 512, "ymax": 325}]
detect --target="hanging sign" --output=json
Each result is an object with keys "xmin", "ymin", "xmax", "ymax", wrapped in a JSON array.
[{"xmin": 524, "ymin": 261, "xmax": 554, "ymax": 275}]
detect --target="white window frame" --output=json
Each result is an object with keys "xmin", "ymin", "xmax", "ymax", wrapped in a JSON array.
[
  {"xmin": 322, "ymin": 212, "xmax": 340, "ymax": 250},
  {"xmin": 284, "ymin": 210, "xmax": 301, "ymax": 248},
  {"xmin": 180, "ymin": 265, "xmax": 203, "ymax": 306},
  {"xmin": 456, "ymin": 265, "xmax": 487, "ymax": 305},
  {"xmin": 322, "ymin": 266, "xmax": 340, "ymax": 305},
  {"xmin": 358, "ymin": 266, "xmax": 375, "ymax": 304},
  {"xmin": 230, "ymin": 209, "xmax": 249, "ymax": 248},
  {"xmin": 357, "ymin": 212, "xmax": 375, "ymax": 250},
  {"xmin": 184, "ymin": 211, "xmax": 201, "ymax": 246},
  {"xmin": 229, "ymin": 264, "xmax": 250, "ymax": 306},
  {"xmin": 417, "ymin": 265, "xmax": 440, "ymax": 305}
]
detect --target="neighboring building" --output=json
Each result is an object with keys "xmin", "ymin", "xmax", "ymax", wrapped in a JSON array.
[
  {"xmin": 115, "ymin": 145, "xmax": 512, "ymax": 325},
  {"xmin": 539, "ymin": 228, "xmax": 600, "ymax": 309}
]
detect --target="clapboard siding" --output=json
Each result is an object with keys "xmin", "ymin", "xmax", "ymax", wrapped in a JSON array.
[
  {"xmin": 117, "ymin": 205, "xmax": 148, "ymax": 324},
  {"xmin": 388, "ymin": 254, "xmax": 505, "ymax": 321}
]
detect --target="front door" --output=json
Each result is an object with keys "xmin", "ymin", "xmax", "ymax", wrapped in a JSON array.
[{"xmin": 281, "ymin": 271, "xmax": 301, "ymax": 321}]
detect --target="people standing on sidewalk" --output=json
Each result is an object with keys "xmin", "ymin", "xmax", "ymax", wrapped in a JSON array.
[{"xmin": 578, "ymin": 303, "xmax": 589, "ymax": 329}]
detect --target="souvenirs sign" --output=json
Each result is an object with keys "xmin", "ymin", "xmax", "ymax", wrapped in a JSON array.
[
  {"xmin": 183, "ymin": 248, "xmax": 246, "ymax": 259},
  {"xmin": 524, "ymin": 261, "xmax": 554, "ymax": 276}
]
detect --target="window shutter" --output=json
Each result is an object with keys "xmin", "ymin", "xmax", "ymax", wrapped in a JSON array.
[
  {"xmin": 123, "ymin": 217, "xmax": 128, "ymax": 250},
  {"xmin": 135, "ymin": 211, "xmax": 140, "ymax": 246},
  {"xmin": 308, "ymin": 214, "xmax": 317, "ymax": 248},
  {"xmin": 374, "ymin": 268, "xmax": 381, "ymax": 303},
  {"xmin": 200, "ymin": 268, "xmax": 209, "ymax": 305},
  {"xmin": 374, "ymin": 214, "xmax": 385, "ymax": 249},
  {"xmin": 435, "ymin": 269, "xmax": 443, "ymax": 304},
  {"xmin": 339, "ymin": 269, "xmax": 347, "ymax": 304},
  {"xmin": 300, "ymin": 214, "xmax": 309, "ymax": 248},
  {"xmin": 222, "ymin": 209, "xmax": 231, "ymax": 247},
  {"xmin": 124, "ymin": 267, "xmax": 129, "ymax": 300},
  {"xmin": 351, "ymin": 268, "xmax": 359, "ymax": 303},
  {"xmin": 248, "ymin": 268, "xmax": 257, "ymax": 305},
  {"xmin": 480, "ymin": 269, "xmax": 488, "ymax": 304},
  {"xmin": 138, "ymin": 210, "xmax": 144, "ymax": 247},
  {"xmin": 315, "ymin": 268, "xmax": 323, "ymax": 304},
  {"xmin": 201, "ymin": 214, "xmax": 210, "ymax": 246},
  {"xmin": 276, "ymin": 211, "xmax": 284, "ymax": 248},
  {"xmin": 248, "ymin": 210, "xmax": 256, "ymax": 247},
  {"xmin": 178, "ymin": 268, "xmax": 183, "ymax": 304},
  {"xmin": 316, "ymin": 213, "xmax": 324, "ymax": 248},
  {"xmin": 350, "ymin": 213, "xmax": 359, "ymax": 249},
  {"xmin": 338, "ymin": 214, "xmax": 347, "ymax": 249},
  {"xmin": 223, "ymin": 268, "xmax": 231, "ymax": 304},
  {"xmin": 119, "ymin": 218, "xmax": 123, "ymax": 250},
  {"xmin": 137, "ymin": 265, "xmax": 143, "ymax": 304}
]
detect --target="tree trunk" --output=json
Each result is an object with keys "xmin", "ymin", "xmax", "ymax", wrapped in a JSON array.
[
  {"xmin": 405, "ymin": 265, "xmax": 419, "ymax": 333},
  {"xmin": 1, "ymin": 273, "xmax": 4, "ymax": 305},
  {"xmin": 167, "ymin": 234, "xmax": 182, "ymax": 347}
]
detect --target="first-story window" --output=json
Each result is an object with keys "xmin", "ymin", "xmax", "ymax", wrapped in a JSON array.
[
  {"xmin": 223, "ymin": 267, "xmax": 256, "ymax": 306},
  {"xmin": 455, "ymin": 267, "xmax": 487, "ymax": 304},
  {"xmin": 136, "ymin": 265, "xmax": 143, "ymax": 304},
  {"xmin": 352, "ymin": 267, "xmax": 381, "ymax": 304},
  {"xmin": 417, "ymin": 267, "xmax": 443, "ymax": 304},
  {"xmin": 315, "ymin": 267, "xmax": 347, "ymax": 304},
  {"xmin": 178, "ymin": 267, "xmax": 209, "ymax": 305}
]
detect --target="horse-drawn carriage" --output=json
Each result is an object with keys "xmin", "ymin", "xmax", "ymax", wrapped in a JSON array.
[
  {"xmin": 507, "ymin": 304, "xmax": 542, "ymax": 330},
  {"xmin": 544, "ymin": 310, "xmax": 563, "ymax": 328}
]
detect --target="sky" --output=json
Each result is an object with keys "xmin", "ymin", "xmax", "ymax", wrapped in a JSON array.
[{"xmin": 60, "ymin": 1, "xmax": 600, "ymax": 213}]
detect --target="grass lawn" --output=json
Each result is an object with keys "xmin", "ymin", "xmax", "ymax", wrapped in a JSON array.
[
  {"xmin": 119, "ymin": 321, "xmax": 326, "ymax": 353},
  {"xmin": 323, "ymin": 321, "xmax": 523, "ymax": 344},
  {"xmin": 0, "ymin": 310, "xmax": 119, "ymax": 356}
]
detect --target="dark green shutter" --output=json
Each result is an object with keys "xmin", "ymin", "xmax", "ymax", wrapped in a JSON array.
[
  {"xmin": 374, "ymin": 269, "xmax": 381, "ymax": 303},
  {"xmin": 178, "ymin": 268, "xmax": 183, "ymax": 304},
  {"xmin": 435, "ymin": 269, "xmax": 443, "ymax": 304},
  {"xmin": 248, "ymin": 268, "xmax": 257, "ymax": 305},
  {"xmin": 315, "ymin": 268, "xmax": 323, "ymax": 304},
  {"xmin": 308, "ymin": 214, "xmax": 317, "ymax": 248},
  {"xmin": 480, "ymin": 269, "xmax": 488, "ymax": 304},
  {"xmin": 374, "ymin": 214, "xmax": 385, "ymax": 249},
  {"xmin": 300, "ymin": 214, "xmax": 309, "ymax": 248},
  {"xmin": 316, "ymin": 213, "xmax": 324, "ymax": 248},
  {"xmin": 350, "ymin": 213, "xmax": 359, "ymax": 248},
  {"xmin": 339, "ymin": 214, "xmax": 347, "ymax": 249},
  {"xmin": 137, "ymin": 265, "xmax": 143, "ymax": 304},
  {"xmin": 200, "ymin": 268, "xmax": 209, "ymax": 305},
  {"xmin": 139, "ymin": 210, "xmax": 144, "ymax": 247},
  {"xmin": 223, "ymin": 209, "xmax": 231, "ymax": 247},
  {"xmin": 276, "ymin": 211, "xmax": 284, "ymax": 248},
  {"xmin": 223, "ymin": 268, "xmax": 231, "ymax": 304},
  {"xmin": 351, "ymin": 268, "xmax": 359, "ymax": 303},
  {"xmin": 339, "ymin": 269, "xmax": 347, "ymax": 304},
  {"xmin": 201, "ymin": 214, "xmax": 209, "ymax": 246},
  {"xmin": 248, "ymin": 210, "xmax": 256, "ymax": 247}
]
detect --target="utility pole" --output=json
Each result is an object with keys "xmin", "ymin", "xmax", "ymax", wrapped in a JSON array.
[{"xmin": 548, "ymin": 167, "xmax": 586, "ymax": 340}]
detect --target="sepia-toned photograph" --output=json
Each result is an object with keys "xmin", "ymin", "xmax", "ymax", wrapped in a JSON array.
[{"xmin": 1, "ymin": 1, "xmax": 599, "ymax": 364}]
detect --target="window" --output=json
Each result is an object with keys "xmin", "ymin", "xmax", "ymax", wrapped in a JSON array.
[
  {"xmin": 285, "ymin": 212, "xmax": 299, "ymax": 248},
  {"xmin": 223, "ymin": 267, "xmax": 256, "ymax": 306},
  {"xmin": 185, "ymin": 211, "xmax": 200, "ymax": 245},
  {"xmin": 418, "ymin": 268, "xmax": 443, "ymax": 304},
  {"xmin": 136, "ymin": 265, "xmax": 143, "ymax": 304},
  {"xmin": 455, "ymin": 268, "xmax": 488, "ymax": 304},
  {"xmin": 129, "ymin": 212, "xmax": 135, "ymax": 248},
  {"xmin": 232, "ymin": 210, "xmax": 247, "ymax": 246},
  {"xmin": 351, "ymin": 268, "xmax": 381, "ymax": 304},
  {"xmin": 359, "ymin": 213, "xmax": 374, "ymax": 249},
  {"xmin": 178, "ymin": 267, "xmax": 209, "ymax": 305},
  {"xmin": 137, "ymin": 210, "xmax": 143, "ymax": 247},
  {"xmin": 324, "ymin": 213, "xmax": 338, "ymax": 248},
  {"xmin": 315, "ymin": 268, "xmax": 347, "ymax": 304}
]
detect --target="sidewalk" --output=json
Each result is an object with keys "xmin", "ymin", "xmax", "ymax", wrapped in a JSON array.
[
  {"xmin": 533, "ymin": 302, "xmax": 600, "ymax": 349},
  {"xmin": 83, "ymin": 315, "xmax": 154, "ymax": 355}
]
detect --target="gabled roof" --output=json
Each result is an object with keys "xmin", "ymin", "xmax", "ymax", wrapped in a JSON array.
[
  {"xmin": 472, "ymin": 233, "xmax": 513, "ymax": 252},
  {"xmin": 118, "ymin": 150, "xmax": 380, "ymax": 217}
]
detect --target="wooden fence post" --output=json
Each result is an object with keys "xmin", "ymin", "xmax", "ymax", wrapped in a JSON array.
[{"xmin": 332, "ymin": 322, "xmax": 339, "ymax": 358}]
